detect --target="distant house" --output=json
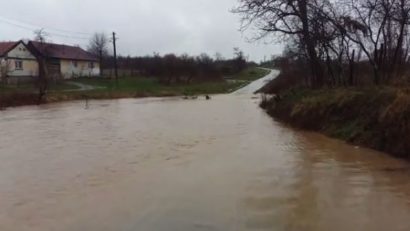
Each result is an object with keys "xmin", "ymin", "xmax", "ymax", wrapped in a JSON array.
[
  {"xmin": 28, "ymin": 41, "xmax": 100, "ymax": 80},
  {"xmin": 0, "ymin": 40, "xmax": 101, "ymax": 83},
  {"xmin": 0, "ymin": 40, "xmax": 39, "ymax": 83}
]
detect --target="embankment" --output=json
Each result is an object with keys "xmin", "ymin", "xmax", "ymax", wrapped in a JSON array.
[
  {"xmin": 0, "ymin": 92, "xmax": 39, "ymax": 109},
  {"xmin": 261, "ymin": 86, "xmax": 410, "ymax": 158},
  {"xmin": 0, "ymin": 91, "xmax": 181, "ymax": 110}
]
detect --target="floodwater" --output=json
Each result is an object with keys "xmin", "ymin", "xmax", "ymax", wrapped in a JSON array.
[{"xmin": 1, "ymin": 72, "xmax": 410, "ymax": 231}]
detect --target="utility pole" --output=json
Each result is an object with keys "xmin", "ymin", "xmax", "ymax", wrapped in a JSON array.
[{"xmin": 112, "ymin": 32, "xmax": 118, "ymax": 86}]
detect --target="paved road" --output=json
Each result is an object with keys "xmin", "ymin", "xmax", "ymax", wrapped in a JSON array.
[
  {"xmin": 65, "ymin": 81, "xmax": 104, "ymax": 92},
  {"xmin": 232, "ymin": 69, "xmax": 278, "ymax": 95}
]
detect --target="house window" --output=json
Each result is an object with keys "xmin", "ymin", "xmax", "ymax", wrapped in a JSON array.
[
  {"xmin": 72, "ymin": 61, "xmax": 78, "ymax": 67},
  {"xmin": 15, "ymin": 60, "xmax": 23, "ymax": 70},
  {"xmin": 89, "ymin": 62, "xmax": 94, "ymax": 69}
]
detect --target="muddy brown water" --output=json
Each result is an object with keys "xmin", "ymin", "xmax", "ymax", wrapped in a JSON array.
[{"xmin": 1, "ymin": 73, "xmax": 410, "ymax": 231}]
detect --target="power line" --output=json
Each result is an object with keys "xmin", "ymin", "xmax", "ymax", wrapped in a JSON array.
[
  {"xmin": 0, "ymin": 18, "xmax": 34, "ymax": 31},
  {"xmin": 0, "ymin": 17, "xmax": 91, "ymax": 40},
  {"xmin": 0, "ymin": 15, "xmax": 93, "ymax": 36},
  {"xmin": 0, "ymin": 19, "xmax": 90, "ymax": 40}
]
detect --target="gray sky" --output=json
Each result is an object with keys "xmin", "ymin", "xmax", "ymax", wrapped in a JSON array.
[{"xmin": 1, "ymin": 0, "xmax": 283, "ymax": 62}]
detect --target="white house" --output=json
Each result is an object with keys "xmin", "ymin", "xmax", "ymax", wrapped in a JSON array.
[
  {"xmin": 0, "ymin": 40, "xmax": 101, "ymax": 83},
  {"xmin": 0, "ymin": 41, "xmax": 39, "ymax": 83},
  {"xmin": 28, "ymin": 41, "xmax": 100, "ymax": 80}
]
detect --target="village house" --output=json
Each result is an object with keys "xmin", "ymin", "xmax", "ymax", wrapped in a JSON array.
[
  {"xmin": 0, "ymin": 40, "xmax": 38, "ymax": 83},
  {"xmin": 28, "ymin": 41, "xmax": 100, "ymax": 80},
  {"xmin": 0, "ymin": 40, "xmax": 100, "ymax": 83}
]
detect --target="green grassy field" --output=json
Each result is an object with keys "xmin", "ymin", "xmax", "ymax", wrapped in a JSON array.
[
  {"xmin": 1, "ymin": 67, "xmax": 270, "ymax": 108},
  {"xmin": 71, "ymin": 77, "xmax": 243, "ymax": 95},
  {"xmin": 0, "ymin": 82, "xmax": 80, "ymax": 93},
  {"xmin": 58, "ymin": 67, "xmax": 270, "ymax": 97},
  {"xmin": 226, "ymin": 67, "xmax": 270, "ymax": 81}
]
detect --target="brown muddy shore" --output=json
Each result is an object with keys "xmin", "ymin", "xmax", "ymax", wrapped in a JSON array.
[
  {"xmin": 0, "ymin": 91, "xmax": 183, "ymax": 110},
  {"xmin": 260, "ymin": 86, "xmax": 410, "ymax": 159}
]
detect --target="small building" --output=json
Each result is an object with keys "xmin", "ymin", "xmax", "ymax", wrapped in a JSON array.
[
  {"xmin": 28, "ymin": 41, "xmax": 100, "ymax": 80},
  {"xmin": 0, "ymin": 40, "xmax": 101, "ymax": 83},
  {"xmin": 0, "ymin": 40, "xmax": 39, "ymax": 83}
]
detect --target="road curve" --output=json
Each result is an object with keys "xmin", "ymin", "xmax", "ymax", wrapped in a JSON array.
[{"xmin": 232, "ymin": 69, "xmax": 278, "ymax": 95}]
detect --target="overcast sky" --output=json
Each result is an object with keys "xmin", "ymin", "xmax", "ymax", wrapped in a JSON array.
[{"xmin": 1, "ymin": 0, "xmax": 283, "ymax": 61}]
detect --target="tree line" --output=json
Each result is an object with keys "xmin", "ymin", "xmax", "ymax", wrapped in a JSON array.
[
  {"xmin": 103, "ymin": 52, "xmax": 247, "ymax": 84},
  {"xmin": 87, "ymin": 33, "xmax": 249, "ymax": 84},
  {"xmin": 234, "ymin": 0, "xmax": 410, "ymax": 87}
]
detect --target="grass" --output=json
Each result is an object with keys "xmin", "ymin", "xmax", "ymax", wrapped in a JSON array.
[
  {"xmin": 57, "ymin": 67, "xmax": 269, "ymax": 97},
  {"xmin": 66, "ymin": 76, "xmax": 244, "ymax": 96},
  {"xmin": 226, "ymin": 67, "xmax": 270, "ymax": 81},
  {"xmin": 49, "ymin": 82, "xmax": 81, "ymax": 91},
  {"xmin": 1, "ymin": 67, "xmax": 269, "ymax": 108},
  {"xmin": 0, "ymin": 82, "xmax": 80, "ymax": 93},
  {"xmin": 261, "ymin": 86, "xmax": 410, "ymax": 158}
]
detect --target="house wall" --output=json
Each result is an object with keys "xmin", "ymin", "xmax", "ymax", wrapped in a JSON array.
[
  {"xmin": 60, "ymin": 60, "xmax": 100, "ymax": 79},
  {"xmin": 3, "ymin": 43, "xmax": 39, "ymax": 78},
  {"xmin": 6, "ymin": 59, "xmax": 38, "ymax": 77},
  {"xmin": 8, "ymin": 43, "xmax": 36, "ymax": 59}
]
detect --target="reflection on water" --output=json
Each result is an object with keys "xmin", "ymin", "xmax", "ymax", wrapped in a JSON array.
[{"xmin": 1, "ymin": 90, "xmax": 410, "ymax": 230}]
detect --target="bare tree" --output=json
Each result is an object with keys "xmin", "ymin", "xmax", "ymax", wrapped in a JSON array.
[
  {"xmin": 318, "ymin": 0, "xmax": 410, "ymax": 84},
  {"xmin": 36, "ymin": 57, "xmax": 48, "ymax": 103},
  {"xmin": 233, "ymin": 47, "xmax": 247, "ymax": 72},
  {"xmin": 214, "ymin": 52, "xmax": 224, "ymax": 61},
  {"xmin": 0, "ymin": 58, "xmax": 11, "ymax": 85},
  {"xmin": 32, "ymin": 30, "xmax": 49, "ymax": 103},
  {"xmin": 87, "ymin": 32, "xmax": 109, "ymax": 71},
  {"xmin": 0, "ymin": 58, "xmax": 8, "ymax": 110},
  {"xmin": 233, "ymin": 0, "xmax": 325, "ymax": 87},
  {"xmin": 33, "ymin": 29, "xmax": 49, "ymax": 43},
  {"xmin": 233, "ymin": 0, "xmax": 410, "ymax": 86}
]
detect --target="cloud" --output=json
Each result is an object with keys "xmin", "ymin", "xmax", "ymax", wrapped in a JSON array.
[{"xmin": 0, "ymin": 0, "xmax": 283, "ymax": 61}]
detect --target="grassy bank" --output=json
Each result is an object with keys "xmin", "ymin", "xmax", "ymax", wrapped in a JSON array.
[
  {"xmin": 226, "ymin": 67, "xmax": 270, "ymax": 81},
  {"xmin": 0, "ymin": 67, "xmax": 268, "ymax": 109},
  {"xmin": 261, "ymin": 87, "xmax": 410, "ymax": 158},
  {"xmin": 0, "ymin": 82, "xmax": 80, "ymax": 108}
]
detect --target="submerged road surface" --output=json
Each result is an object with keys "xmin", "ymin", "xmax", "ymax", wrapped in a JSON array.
[{"xmin": 1, "ymin": 71, "xmax": 410, "ymax": 231}]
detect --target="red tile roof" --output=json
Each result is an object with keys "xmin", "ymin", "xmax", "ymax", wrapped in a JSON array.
[
  {"xmin": 0, "ymin": 41, "xmax": 19, "ymax": 56},
  {"xmin": 29, "ymin": 41, "xmax": 98, "ymax": 61}
]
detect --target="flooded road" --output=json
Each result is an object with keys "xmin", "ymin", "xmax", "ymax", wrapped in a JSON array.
[{"xmin": 2, "ymin": 73, "xmax": 410, "ymax": 231}]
